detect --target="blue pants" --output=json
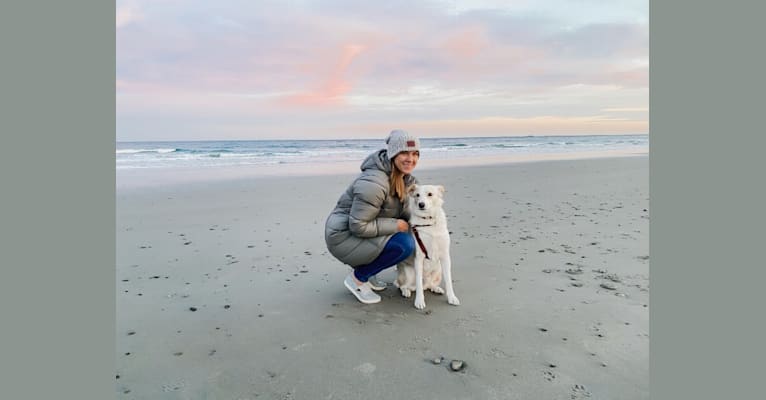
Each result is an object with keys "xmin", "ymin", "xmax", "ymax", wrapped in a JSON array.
[{"xmin": 353, "ymin": 232, "xmax": 415, "ymax": 282}]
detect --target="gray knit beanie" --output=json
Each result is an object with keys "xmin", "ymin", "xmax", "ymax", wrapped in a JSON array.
[{"xmin": 385, "ymin": 129, "xmax": 420, "ymax": 160}]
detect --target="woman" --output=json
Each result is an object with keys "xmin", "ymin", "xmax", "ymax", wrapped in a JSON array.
[{"xmin": 324, "ymin": 130, "xmax": 420, "ymax": 304}]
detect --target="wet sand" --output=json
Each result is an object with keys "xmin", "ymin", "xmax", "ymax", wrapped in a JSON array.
[{"xmin": 116, "ymin": 156, "xmax": 649, "ymax": 399}]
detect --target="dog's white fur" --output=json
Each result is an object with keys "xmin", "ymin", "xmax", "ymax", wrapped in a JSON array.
[{"xmin": 394, "ymin": 184, "xmax": 460, "ymax": 309}]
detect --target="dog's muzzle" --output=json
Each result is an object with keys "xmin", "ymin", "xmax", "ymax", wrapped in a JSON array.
[{"xmin": 418, "ymin": 202, "xmax": 426, "ymax": 209}]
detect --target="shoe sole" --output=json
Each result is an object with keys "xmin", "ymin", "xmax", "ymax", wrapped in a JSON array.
[
  {"xmin": 344, "ymin": 279, "xmax": 381, "ymax": 304},
  {"xmin": 368, "ymin": 283, "xmax": 386, "ymax": 291}
]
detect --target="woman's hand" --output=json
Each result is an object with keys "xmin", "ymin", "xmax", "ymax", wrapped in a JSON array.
[{"xmin": 397, "ymin": 219, "xmax": 410, "ymax": 232}]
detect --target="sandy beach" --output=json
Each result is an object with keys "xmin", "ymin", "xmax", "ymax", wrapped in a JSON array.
[{"xmin": 116, "ymin": 156, "xmax": 649, "ymax": 399}]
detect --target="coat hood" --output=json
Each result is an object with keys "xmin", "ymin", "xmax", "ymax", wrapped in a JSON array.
[{"xmin": 360, "ymin": 149, "xmax": 392, "ymax": 173}]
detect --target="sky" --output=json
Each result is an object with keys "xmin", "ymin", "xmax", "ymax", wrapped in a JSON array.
[{"xmin": 116, "ymin": 0, "xmax": 648, "ymax": 141}]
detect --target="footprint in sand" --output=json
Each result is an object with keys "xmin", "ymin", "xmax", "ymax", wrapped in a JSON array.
[
  {"xmin": 571, "ymin": 384, "xmax": 592, "ymax": 399},
  {"xmin": 543, "ymin": 369, "xmax": 556, "ymax": 382}
]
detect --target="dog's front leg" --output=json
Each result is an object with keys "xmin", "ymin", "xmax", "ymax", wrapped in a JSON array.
[
  {"xmin": 413, "ymin": 253, "xmax": 426, "ymax": 309},
  {"xmin": 441, "ymin": 252, "xmax": 460, "ymax": 306}
]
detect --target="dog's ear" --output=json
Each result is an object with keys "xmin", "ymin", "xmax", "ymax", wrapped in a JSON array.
[
  {"xmin": 437, "ymin": 185, "xmax": 445, "ymax": 196},
  {"xmin": 407, "ymin": 184, "xmax": 417, "ymax": 194}
]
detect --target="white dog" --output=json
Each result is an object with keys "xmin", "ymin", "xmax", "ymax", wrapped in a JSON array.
[{"xmin": 394, "ymin": 184, "xmax": 460, "ymax": 309}]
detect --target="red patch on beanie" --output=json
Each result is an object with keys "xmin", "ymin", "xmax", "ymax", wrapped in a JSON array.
[{"xmin": 407, "ymin": 140, "xmax": 416, "ymax": 147}]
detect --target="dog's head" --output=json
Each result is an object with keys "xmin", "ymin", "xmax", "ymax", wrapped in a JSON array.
[{"xmin": 407, "ymin": 184, "xmax": 445, "ymax": 216}]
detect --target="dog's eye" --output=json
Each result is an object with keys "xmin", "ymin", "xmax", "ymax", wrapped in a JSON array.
[
  {"xmin": 415, "ymin": 193, "xmax": 420, "ymax": 197},
  {"xmin": 427, "ymin": 193, "xmax": 432, "ymax": 197}
]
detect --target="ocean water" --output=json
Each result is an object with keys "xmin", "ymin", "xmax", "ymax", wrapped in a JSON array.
[{"xmin": 116, "ymin": 134, "xmax": 648, "ymax": 171}]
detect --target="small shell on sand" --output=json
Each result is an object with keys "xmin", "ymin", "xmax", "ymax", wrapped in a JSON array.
[
  {"xmin": 432, "ymin": 357, "xmax": 443, "ymax": 365},
  {"xmin": 449, "ymin": 360, "xmax": 466, "ymax": 371}
]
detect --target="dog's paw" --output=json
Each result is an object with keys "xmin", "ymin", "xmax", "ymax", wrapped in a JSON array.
[
  {"xmin": 429, "ymin": 286, "xmax": 445, "ymax": 294},
  {"xmin": 414, "ymin": 296, "xmax": 426, "ymax": 310},
  {"xmin": 400, "ymin": 288, "xmax": 411, "ymax": 298},
  {"xmin": 447, "ymin": 295, "xmax": 461, "ymax": 306}
]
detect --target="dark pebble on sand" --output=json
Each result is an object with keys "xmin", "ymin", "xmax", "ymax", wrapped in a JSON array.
[
  {"xmin": 542, "ymin": 269, "xmax": 552, "ymax": 273},
  {"xmin": 174, "ymin": 352, "xmax": 183, "ymax": 356},
  {"xmin": 539, "ymin": 328, "xmax": 548, "ymax": 332},
  {"xmin": 224, "ymin": 305, "xmax": 231, "ymax": 309},
  {"xmin": 127, "ymin": 331, "xmax": 136, "ymax": 336},
  {"xmin": 116, "ymin": 375, "xmax": 120, "ymax": 379},
  {"xmin": 538, "ymin": 249, "xmax": 545, "ymax": 253},
  {"xmin": 549, "ymin": 364, "xmax": 557, "ymax": 368},
  {"xmin": 258, "ymin": 314, "xmax": 264, "ymax": 317},
  {"xmin": 125, "ymin": 352, "xmax": 131, "ymax": 356},
  {"xmin": 124, "ymin": 389, "xmax": 131, "ymax": 394},
  {"xmin": 189, "ymin": 307, "xmax": 198, "ymax": 312},
  {"xmin": 282, "ymin": 346, "xmax": 287, "ymax": 350},
  {"xmin": 209, "ymin": 350, "xmax": 217, "ymax": 356},
  {"xmin": 600, "ymin": 283, "xmax": 617, "ymax": 290}
]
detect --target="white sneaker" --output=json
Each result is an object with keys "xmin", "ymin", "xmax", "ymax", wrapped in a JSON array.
[
  {"xmin": 344, "ymin": 273, "xmax": 381, "ymax": 304},
  {"xmin": 367, "ymin": 275, "xmax": 388, "ymax": 291}
]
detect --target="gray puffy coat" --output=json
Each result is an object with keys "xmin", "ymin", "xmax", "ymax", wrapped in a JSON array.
[{"xmin": 324, "ymin": 149, "xmax": 417, "ymax": 267}]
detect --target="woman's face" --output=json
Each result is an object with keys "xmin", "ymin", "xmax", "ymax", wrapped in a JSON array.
[{"xmin": 393, "ymin": 150, "xmax": 419, "ymax": 175}]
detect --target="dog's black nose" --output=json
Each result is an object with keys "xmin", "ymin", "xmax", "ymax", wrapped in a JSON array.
[{"xmin": 418, "ymin": 202, "xmax": 425, "ymax": 209}]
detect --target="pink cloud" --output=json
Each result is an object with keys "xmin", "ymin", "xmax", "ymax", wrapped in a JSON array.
[
  {"xmin": 441, "ymin": 25, "xmax": 489, "ymax": 59},
  {"xmin": 278, "ymin": 44, "xmax": 367, "ymax": 107}
]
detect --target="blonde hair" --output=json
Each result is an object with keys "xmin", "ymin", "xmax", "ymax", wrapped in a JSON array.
[{"xmin": 389, "ymin": 163, "xmax": 406, "ymax": 202}]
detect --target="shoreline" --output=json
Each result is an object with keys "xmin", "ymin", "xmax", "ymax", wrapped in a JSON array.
[{"xmin": 117, "ymin": 148, "xmax": 648, "ymax": 191}]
